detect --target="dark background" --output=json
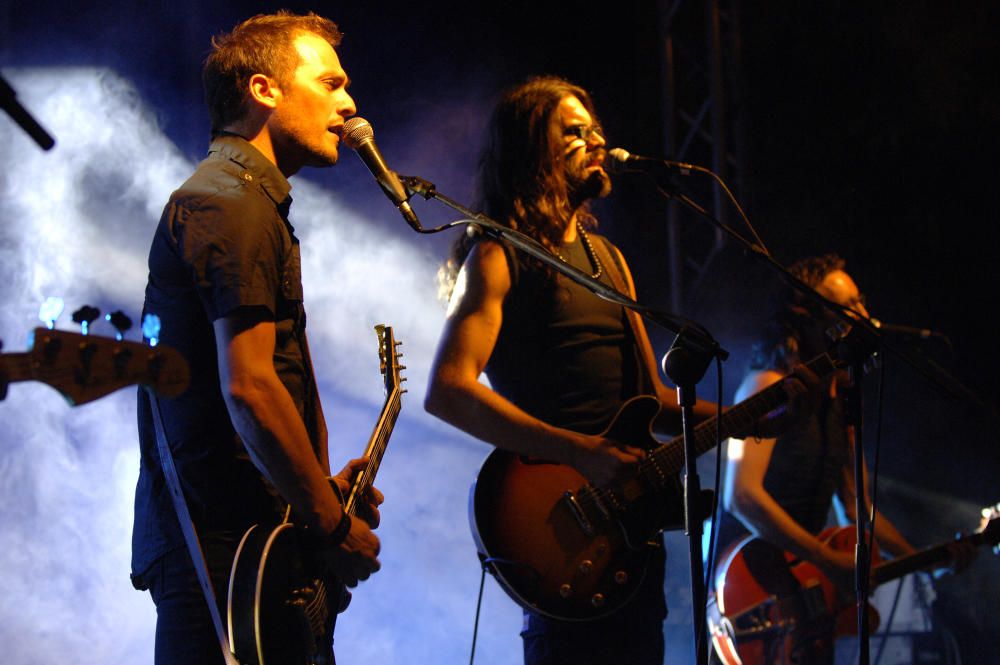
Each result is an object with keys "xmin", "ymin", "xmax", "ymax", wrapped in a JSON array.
[{"xmin": 3, "ymin": 1, "xmax": 997, "ymax": 661}]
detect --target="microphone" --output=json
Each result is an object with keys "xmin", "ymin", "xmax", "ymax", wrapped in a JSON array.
[
  {"xmin": 342, "ymin": 117, "xmax": 421, "ymax": 230},
  {"xmin": 870, "ymin": 318, "xmax": 946, "ymax": 341},
  {"xmin": 606, "ymin": 147, "xmax": 696, "ymax": 174}
]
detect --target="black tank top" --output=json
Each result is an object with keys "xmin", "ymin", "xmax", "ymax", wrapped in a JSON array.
[
  {"xmin": 715, "ymin": 390, "xmax": 850, "ymax": 555},
  {"xmin": 484, "ymin": 233, "xmax": 646, "ymax": 434},
  {"xmin": 484, "ymin": 232, "xmax": 667, "ymax": 622}
]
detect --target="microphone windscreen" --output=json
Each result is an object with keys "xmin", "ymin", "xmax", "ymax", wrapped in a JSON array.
[
  {"xmin": 343, "ymin": 117, "xmax": 373, "ymax": 149},
  {"xmin": 607, "ymin": 147, "xmax": 631, "ymax": 163}
]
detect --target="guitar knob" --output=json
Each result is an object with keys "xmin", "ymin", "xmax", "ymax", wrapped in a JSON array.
[
  {"xmin": 614, "ymin": 570, "xmax": 629, "ymax": 585},
  {"xmin": 590, "ymin": 593, "xmax": 605, "ymax": 608},
  {"xmin": 559, "ymin": 584, "xmax": 573, "ymax": 598},
  {"xmin": 578, "ymin": 560, "xmax": 593, "ymax": 574}
]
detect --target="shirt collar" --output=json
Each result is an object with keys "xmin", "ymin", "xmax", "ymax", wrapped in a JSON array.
[{"xmin": 207, "ymin": 134, "xmax": 293, "ymax": 214}]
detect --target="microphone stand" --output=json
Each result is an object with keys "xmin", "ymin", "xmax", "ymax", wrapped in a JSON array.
[
  {"xmin": 1, "ymin": 75, "xmax": 55, "ymax": 150},
  {"xmin": 616, "ymin": 162, "xmax": 905, "ymax": 665},
  {"xmin": 399, "ymin": 174, "xmax": 725, "ymax": 665},
  {"xmin": 662, "ymin": 334, "xmax": 715, "ymax": 665},
  {"xmin": 399, "ymin": 174, "xmax": 725, "ymax": 363}
]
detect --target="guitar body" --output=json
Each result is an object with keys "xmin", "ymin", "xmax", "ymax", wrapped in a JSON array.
[
  {"xmin": 470, "ymin": 395, "xmax": 681, "ymax": 621},
  {"xmin": 710, "ymin": 527, "xmax": 881, "ymax": 665},
  {"xmin": 468, "ymin": 353, "xmax": 846, "ymax": 622},
  {"xmin": 228, "ymin": 522, "xmax": 339, "ymax": 665}
]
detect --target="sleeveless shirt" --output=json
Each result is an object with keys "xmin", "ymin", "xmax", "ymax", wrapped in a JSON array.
[{"xmin": 485, "ymin": 232, "xmax": 647, "ymax": 435}]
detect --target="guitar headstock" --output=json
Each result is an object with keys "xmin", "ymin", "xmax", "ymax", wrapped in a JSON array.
[
  {"xmin": 375, "ymin": 324, "xmax": 405, "ymax": 398},
  {"xmin": 24, "ymin": 327, "xmax": 190, "ymax": 406}
]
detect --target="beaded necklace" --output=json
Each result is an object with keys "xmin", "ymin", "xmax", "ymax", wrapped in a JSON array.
[{"xmin": 556, "ymin": 222, "xmax": 603, "ymax": 279}]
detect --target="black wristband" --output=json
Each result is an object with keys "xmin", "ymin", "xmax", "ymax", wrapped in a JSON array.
[{"xmin": 326, "ymin": 512, "xmax": 353, "ymax": 548}]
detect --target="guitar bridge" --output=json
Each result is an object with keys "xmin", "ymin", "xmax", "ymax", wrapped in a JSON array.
[
  {"xmin": 287, "ymin": 579, "xmax": 330, "ymax": 642},
  {"xmin": 562, "ymin": 491, "xmax": 594, "ymax": 536}
]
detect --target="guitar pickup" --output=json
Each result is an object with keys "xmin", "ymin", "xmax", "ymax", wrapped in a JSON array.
[{"xmin": 562, "ymin": 491, "xmax": 594, "ymax": 537}]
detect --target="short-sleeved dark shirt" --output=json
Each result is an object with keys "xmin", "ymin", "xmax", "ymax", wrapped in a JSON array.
[{"xmin": 131, "ymin": 135, "xmax": 321, "ymax": 579}]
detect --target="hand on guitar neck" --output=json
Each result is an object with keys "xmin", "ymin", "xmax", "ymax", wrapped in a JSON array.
[{"xmin": 323, "ymin": 456, "xmax": 384, "ymax": 587}]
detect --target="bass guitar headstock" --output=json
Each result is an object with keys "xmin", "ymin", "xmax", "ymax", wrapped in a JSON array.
[{"xmin": 1, "ymin": 299, "xmax": 189, "ymax": 406}]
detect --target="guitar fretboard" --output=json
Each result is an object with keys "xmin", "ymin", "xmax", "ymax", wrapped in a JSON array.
[
  {"xmin": 642, "ymin": 353, "xmax": 838, "ymax": 485},
  {"xmin": 873, "ymin": 528, "xmax": 995, "ymax": 585},
  {"xmin": 346, "ymin": 388, "xmax": 401, "ymax": 516}
]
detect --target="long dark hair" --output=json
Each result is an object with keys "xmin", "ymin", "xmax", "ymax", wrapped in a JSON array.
[{"xmin": 438, "ymin": 76, "xmax": 602, "ymax": 299}]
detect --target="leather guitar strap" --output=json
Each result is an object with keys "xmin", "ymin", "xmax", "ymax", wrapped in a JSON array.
[
  {"xmin": 589, "ymin": 235, "xmax": 660, "ymax": 395},
  {"xmin": 146, "ymin": 389, "xmax": 240, "ymax": 665}
]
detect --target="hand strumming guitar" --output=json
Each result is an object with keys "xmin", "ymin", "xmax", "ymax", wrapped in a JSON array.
[{"xmin": 570, "ymin": 431, "xmax": 645, "ymax": 486}]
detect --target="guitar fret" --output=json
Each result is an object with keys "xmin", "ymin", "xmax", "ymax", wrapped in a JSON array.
[
  {"xmin": 346, "ymin": 383, "xmax": 402, "ymax": 516},
  {"xmin": 642, "ymin": 353, "xmax": 837, "ymax": 484}
]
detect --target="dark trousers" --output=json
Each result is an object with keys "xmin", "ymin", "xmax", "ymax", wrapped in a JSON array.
[
  {"xmin": 142, "ymin": 535, "xmax": 238, "ymax": 665},
  {"xmin": 521, "ymin": 546, "xmax": 667, "ymax": 665},
  {"xmin": 522, "ymin": 609, "xmax": 665, "ymax": 665}
]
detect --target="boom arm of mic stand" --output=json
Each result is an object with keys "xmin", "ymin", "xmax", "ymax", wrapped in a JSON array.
[{"xmin": 399, "ymin": 174, "xmax": 728, "ymax": 362}]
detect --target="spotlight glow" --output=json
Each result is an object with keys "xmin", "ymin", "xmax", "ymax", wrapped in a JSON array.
[{"xmin": 0, "ymin": 67, "xmax": 521, "ymax": 665}]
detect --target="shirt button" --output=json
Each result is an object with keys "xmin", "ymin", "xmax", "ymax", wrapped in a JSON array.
[{"xmin": 243, "ymin": 172, "xmax": 253, "ymax": 181}]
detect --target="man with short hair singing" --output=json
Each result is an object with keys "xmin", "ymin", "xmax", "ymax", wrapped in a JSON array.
[{"xmin": 132, "ymin": 12, "xmax": 381, "ymax": 664}]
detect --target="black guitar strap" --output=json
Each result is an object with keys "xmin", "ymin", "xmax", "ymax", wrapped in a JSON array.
[{"xmin": 146, "ymin": 389, "xmax": 241, "ymax": 665}]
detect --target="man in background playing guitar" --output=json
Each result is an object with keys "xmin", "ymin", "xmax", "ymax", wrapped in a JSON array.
[
  {"xmin": 131, "ymin": 12, "xmax": 381, "ymax": 664},
  {"xmin": 713, "ymin": 254, "xmax": 972, "ymax": 664},
  {"xmin": 425, "ymin": 76, "xmax": 815, "ymax": 665}
]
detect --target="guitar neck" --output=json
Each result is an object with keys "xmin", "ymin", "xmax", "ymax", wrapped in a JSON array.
[
  {"xmin": 345, "ymin": 387, "xmax": 401, "ymax": 516},
  {"xmin": 0, "ymin": 353, "xmax": 34, "ymax": 384},
  {"xmin": 648, "ymin": 353, "xmax": 838, "ymax": 478},
  {"xmin": 873, "ymin": 530, "xmax": 987, "ymax": 586}
]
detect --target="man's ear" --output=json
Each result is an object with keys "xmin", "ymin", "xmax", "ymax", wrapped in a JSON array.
[{"xmin": 248, "ymin": 73, "xmax": 281, "ymax": 110}]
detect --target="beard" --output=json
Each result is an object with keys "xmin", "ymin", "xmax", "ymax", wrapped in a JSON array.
[{"xmin": 566, "ymin": 157, "xmax": 612, "ymax": 207}]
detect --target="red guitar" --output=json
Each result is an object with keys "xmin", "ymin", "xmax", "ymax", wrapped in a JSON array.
[
  {"xmin": 708, "ymin": 504, "xmax": 1000, "ymax": 665},
  {"xmin": 470, "ymin": 351, "xmax": 841, "ymax": 621}
]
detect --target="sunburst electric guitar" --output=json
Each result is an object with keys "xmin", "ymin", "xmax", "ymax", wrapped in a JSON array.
[
  {"xmin": 227, "ymin": 325, "xmax": 404, "ymax": 665},
  {"xmin": 470, "ymin": 351, "xmax": 841, "ymax": 621}
]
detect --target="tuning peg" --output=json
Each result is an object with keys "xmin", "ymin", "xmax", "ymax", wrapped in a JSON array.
[
  {"xmin": 142, "ymin": 313, "xmax": 162, "ymax": 347},
  {"xmin": 106, "ymin": 310, "xmax": 133, "ymax": 341},
  {"xmin": 38, "ymin": 297, "xmax": 65, "ymax": 329},
  {"xmin": 72, "ymin": 305, "xmax": 101, "ymax": 335}
]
